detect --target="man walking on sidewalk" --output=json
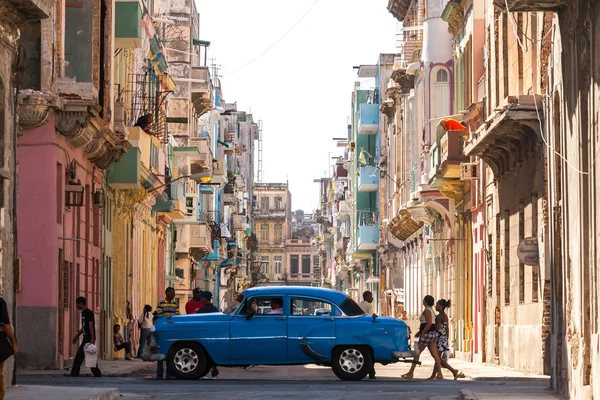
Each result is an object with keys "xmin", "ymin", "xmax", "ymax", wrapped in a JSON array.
[{"xmin": 65, "ymin": 297, "xmax": 101, "ymax": 377}]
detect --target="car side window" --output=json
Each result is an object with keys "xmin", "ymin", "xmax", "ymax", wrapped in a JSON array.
[
  {"xmin": 290, "ymin": 298, "xmax": 340, "ymax": 317},
  {"xmin": 246, "ymin": 297, "xmax": 285, "ymax": 316}
]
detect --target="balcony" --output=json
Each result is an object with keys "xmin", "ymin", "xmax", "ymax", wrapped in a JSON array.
[
  {"xmin": 235, "ymin": 174, "xmax": 246, "ymax": 190},
  {"xmin": 107, "ymin": 126, "xmax": 164, "ymax": 189},
  {"xmin": 187, "ymin": 137, "xmax": 212, "ymax": 173},
  {"xmin": 358, "ymin": 104, "xmax": 379, "ymax": 135},
  {"xmin": 357, "ymin": 211, "xmax": 379, "ymax": 251},
  {"xmin": 256, "ymin": 208, "xmax": 287, "ymax": 218},
  {"xmin": 107, "ymin": 148, "xmax": 141, "ymax": 189},
  {"xmin": 493, "ymin": 0, "xmax": 567, "ymax": 12},
  {"xmin": 115, "ymin": 1, "xmax": 142, "ymax": 48},
  {"xmin": 175, "ymin": 221, "xmax": 213, "ymax": 261},
  {"xmin": 358, "ymin": 166, "xmax": 380, "ymax": 192},
  {"xmin": 223, "ymin": 192, "xmax": 235, "ymax": 205},
  {"xmin": 440, "ymin": 130, "xmax": 469, "ymax": 179},
  {"xmin": 191, "ymin": 66, "xmax": 212, "ymax": 116},
  {"xmin": 233, "ymin": 215, "xmax": 246, "ymax": 231},
  {"xmin": 358, "ymin": 226, "xmax": 379, "ymax": 251},
  {"xmin": 153, "ymin": 180, "xmax": 187, "ymax": 219},
  {"xmin": 211, "ymin": 158, "xmax": 227, "ymax": 184},
  {"xmin": 428, "ymin": 141, "xmax": 443, "ymax": 188}
]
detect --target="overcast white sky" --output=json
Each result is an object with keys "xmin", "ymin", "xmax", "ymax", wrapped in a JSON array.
[{"xmin": 196, "ymin": 0, "xmax": 397, "ymax": 212}]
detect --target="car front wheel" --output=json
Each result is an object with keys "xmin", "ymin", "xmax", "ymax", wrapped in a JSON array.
[
  {"xmin": 331, "ymin": 346, "xmax": 373, "ymax": 381},
  {"xmin": 167, "ymin": 342, "xmax": 207, "ymax": 380}
]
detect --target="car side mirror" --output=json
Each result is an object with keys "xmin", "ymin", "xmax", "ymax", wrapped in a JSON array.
[{"xmin": 372, "ymin": 313, "xmax": 378, "ymax": 322}]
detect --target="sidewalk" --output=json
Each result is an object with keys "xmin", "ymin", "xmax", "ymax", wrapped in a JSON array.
[
  {"xmin": 6, "ymin": 385, "xmax": 119, "ymax": 400},
  {"xmin": 19, "ymin": 358, "xmax": 154, "ymax": 378}
]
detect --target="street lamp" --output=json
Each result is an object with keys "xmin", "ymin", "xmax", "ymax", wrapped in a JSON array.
[{"xmin": 147, "ymin": 172, "xmax": 212, "ymax": 193}]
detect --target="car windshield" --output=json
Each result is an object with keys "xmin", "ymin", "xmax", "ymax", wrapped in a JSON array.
[{"xmin": 340, "ymin": 297, "xmax": 366, "ymax": 316}]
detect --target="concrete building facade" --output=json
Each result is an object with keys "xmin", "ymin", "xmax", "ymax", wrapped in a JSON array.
[{"xmin": 0, "ymin": 0, "xmax": 48, "ymax": 387}]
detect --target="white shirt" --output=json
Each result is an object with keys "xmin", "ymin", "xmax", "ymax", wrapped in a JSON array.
[
  {"xmin": 268, "ymin": 308, "xmax": 283, "ymax": 314},
  {"xmin": 359, "ymin": 301, "xmax": 373, "ymax": 315},
  {"xmin": 138, "ymin": 312, "xmax": 153, "ymax": 329}
]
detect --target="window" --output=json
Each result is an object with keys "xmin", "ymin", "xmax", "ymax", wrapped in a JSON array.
[
  {"xmin": 313, "ymin": 255, "xmax": 320, "ymax": 271},
  {"xmin": 436, "ymin": 68, "xmax": 449, "ymax": 83},
  {"xmin": 243, "ymin": 297, "xmax": 284, "ymax": 316},
  {"xmin": 274, "ymin": 224, "xmax": 282, "ymax": 243},
  {"xmin": 340, "ymin": 297, "xmax": 365, "ymax": 316},
  {"xmin": 274, "ymin": 197, "xmax": 282, "ymax": 210},
  {"xmin": 302, "ymin": 255, "xmax": 311, "ymax": 277},
  {"xmin": 290, "ymin": 298, "xmax": 338, "ymax": 317},
  {"xmin": 290, "ymin": 255, "xmax": 299, "ymax": 276},
  {"xmin": 261, "ymin": 197, "xmax": 269, "ymax": 212},
  {"xmin": 274, "ymin": 256, "xmax": 282, "ymax": 274},
  {"xmin": 150, "ymin": 142, "xmax": 159, "ymax": 170},
  {"xmin": 65, "ymin": 0, "xmax": 93, "ymax": 82},
  {"xmin": 261, "ymin": 224, "xmax": 269, "ymax": 241},
  {"xmin": 261, "ymin": 255, "xmax": 270, "ymax": 276}
]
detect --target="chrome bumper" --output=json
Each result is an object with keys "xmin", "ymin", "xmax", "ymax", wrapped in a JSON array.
[{"xmin": 393, "ymin": 351, "xmax": 416, "ymax": 359}]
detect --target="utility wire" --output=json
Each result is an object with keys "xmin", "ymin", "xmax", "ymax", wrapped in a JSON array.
[{"xmin": 223, "ymin": 0, "xmax": 320, "ymax": 77}]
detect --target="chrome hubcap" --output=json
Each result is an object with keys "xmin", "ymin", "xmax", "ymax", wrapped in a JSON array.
[
  {"xmin": 339, "ymin": 348, "xmax": 365, "ymax": 374},
  {"xmin": 174, "ymin": 348, "xmax": 199, "ymax": 373}
]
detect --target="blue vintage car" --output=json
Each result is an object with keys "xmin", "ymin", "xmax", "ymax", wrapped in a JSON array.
[{"xmin": 153, "ymin": 286, "xmax": 413, "ymax": 381}]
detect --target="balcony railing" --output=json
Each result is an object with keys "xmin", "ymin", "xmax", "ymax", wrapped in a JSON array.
[
  {"xmin": 358, "ymin": 166, "xmax": 380, "ymax": 192},
  {"xmin": 358, "ymin": 104, "xmax": 379, "ymax": 135},
  {"xmin": 255, "ymin": 208, "xmax": 286, "ymax": 218},
  {"xmin": 191, "ymin": 66, "xmax": 212, "ymax": 116},
  {"xmin": 440, "ymin": 130, "xmax": 469, "ymax": 179}
]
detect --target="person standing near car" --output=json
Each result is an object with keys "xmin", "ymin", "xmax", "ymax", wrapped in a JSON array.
[
  {"xmin": 65, "ymin": 297, "xmax": 101, "ymax": 377},
  {"xmin": 359, "ymin": 291, "xmax": 376, "ymax": 379},
  {"xmin": 154, "ymin": 288, "xmax": 179, "ymax": 380},
  {"xmin": 197, "ymin": 292, "xmax": 220, "ymax": 378},
  {"xmin": 185, "ymin": 288, "xmax": 204, "ymax": 314}
]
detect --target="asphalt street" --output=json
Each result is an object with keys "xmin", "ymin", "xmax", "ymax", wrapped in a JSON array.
[{"xmin": 18, "ymin": 375, "xmax": 556, "ymax": 400}]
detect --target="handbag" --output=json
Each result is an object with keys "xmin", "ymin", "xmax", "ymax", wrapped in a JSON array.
[{"xmin": 0, "ymin": 331, "xmax": 14, "ymax": 364}]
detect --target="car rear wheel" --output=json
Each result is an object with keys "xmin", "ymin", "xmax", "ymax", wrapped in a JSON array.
[
  {"xmin": 331, "ymin": 346, "xmax": 373, "ymax": 381},
  {"xmin": 167, "ymin": 342, "xmax": 207, "ymax": 380}
]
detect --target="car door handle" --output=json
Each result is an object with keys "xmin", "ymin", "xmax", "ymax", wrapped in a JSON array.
[{"xmin": 275, "ymin": 317, "xmax": 286, "ymax": 320}]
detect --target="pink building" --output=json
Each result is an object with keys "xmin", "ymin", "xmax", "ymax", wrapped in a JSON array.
[{"xmin": 16, "ymin": 91, "xmax": 126, "ymax": 369}]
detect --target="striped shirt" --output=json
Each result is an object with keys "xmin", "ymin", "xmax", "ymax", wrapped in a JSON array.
[{"xmin": 156, "ymin": 298, "xmax": 180, "ymax": 316}]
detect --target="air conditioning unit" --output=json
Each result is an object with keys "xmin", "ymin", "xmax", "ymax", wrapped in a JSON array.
[
  {"xmin": 175, "ymin": 268, "xmax": 185, "ymax": 279},
  {"xmin": 460, "ymin": 162, "xmax": 480, "ymax": 180}
]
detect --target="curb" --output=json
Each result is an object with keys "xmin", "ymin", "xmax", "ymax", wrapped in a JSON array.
[
  {"xmin": 19, "ymin": 368, "xmax": 151, "ymax": 378},
  {"xmin": 467, "ymin": 375, "xmax": 550, "ymax": 383},
  {"xmin": 86, "ymin": 389, "xmax": 120, "ymax": 400},
  {"xmin": 459, "ymin": 389, "xmax": 477, "ymax": 400}
]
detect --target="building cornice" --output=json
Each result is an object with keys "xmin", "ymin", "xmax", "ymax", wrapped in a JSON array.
[{"xmin": 18, "ymin": 90, "xmax": 129, "ymax": 170}]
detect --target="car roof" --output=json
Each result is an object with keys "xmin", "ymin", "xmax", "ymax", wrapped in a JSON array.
[{"xmin": 242, "ymin": 286, "xmax": 349, "ymax": 304}]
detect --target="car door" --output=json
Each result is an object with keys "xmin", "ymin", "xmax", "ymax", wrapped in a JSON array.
[
  {"xmin": 287, "ymin": 296, "xmax": 337, "ymax": 363},
  {"xmin": 229, "ymin": 296, "xmax": 288, "ymax": 363}
]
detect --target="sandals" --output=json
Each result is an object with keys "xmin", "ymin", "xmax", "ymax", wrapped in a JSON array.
[
  {"xmin": 401, "ymin": 373, "xmax": 414, "ymax": 379},
  {"xmin": 454, "ymin": 371, "xmax": 465, "ymax": 380}
]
